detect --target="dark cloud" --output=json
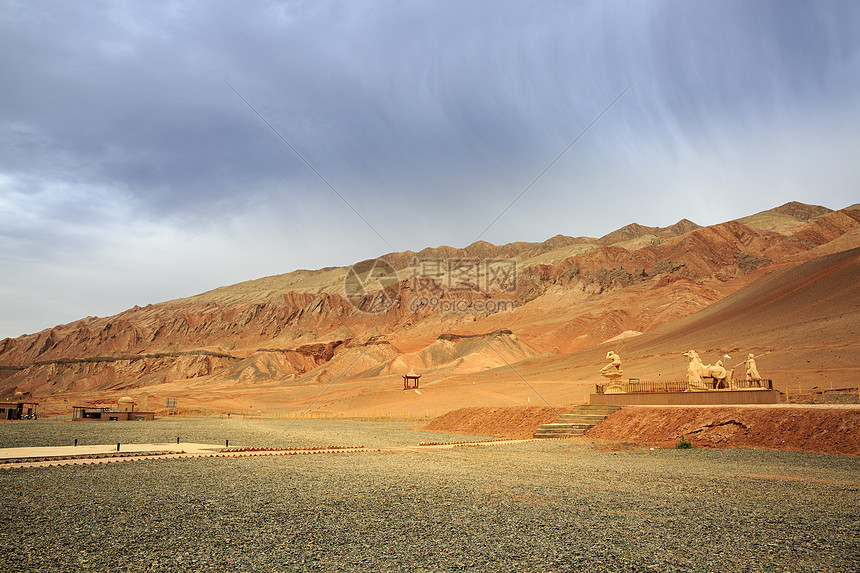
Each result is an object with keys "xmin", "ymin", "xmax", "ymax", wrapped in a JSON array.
[{"xmin": 1, "ymin": 0, "xmax": 859, "ymax": 337}]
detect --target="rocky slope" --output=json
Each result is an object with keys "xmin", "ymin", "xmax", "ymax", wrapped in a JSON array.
[{"xmin": 1, "ymin": 201, "xmax": 858, "ymax": 414}]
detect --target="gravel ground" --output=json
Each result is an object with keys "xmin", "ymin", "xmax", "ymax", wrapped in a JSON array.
[{"xmin": 1, "ymin": 421, "xmax": 858, "ymax": 572}]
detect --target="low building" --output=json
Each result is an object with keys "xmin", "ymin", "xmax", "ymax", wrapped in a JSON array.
[
  {"xmin": 72, "ymin": 406, "xmax": 110, "ymax": 420},
  {"xmin": 72, "ymin": 395, "xmax": 154, "ymax": 421},
  {"xmin": 0, "ymin": 400, "xmax": 38, "ymax": 420}
]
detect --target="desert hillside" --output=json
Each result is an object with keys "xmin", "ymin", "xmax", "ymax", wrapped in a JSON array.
[{"xmin": 2, "ymin": 201, "xmax": 858, "ymax": 416}]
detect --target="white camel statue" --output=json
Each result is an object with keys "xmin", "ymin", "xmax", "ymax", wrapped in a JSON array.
[{"xmin": 683, "ymin": 350, "xmax": 734, "ymax": 389}]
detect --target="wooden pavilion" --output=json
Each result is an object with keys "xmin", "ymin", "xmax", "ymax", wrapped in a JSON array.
[{"xmin": 402, "ymin": 369, "xmax": 421, "ymax": 390}]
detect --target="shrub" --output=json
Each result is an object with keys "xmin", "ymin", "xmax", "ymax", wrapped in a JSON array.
[{"xmin": 674, "ymin": 435, "xmax": 694, "ymax": 449}]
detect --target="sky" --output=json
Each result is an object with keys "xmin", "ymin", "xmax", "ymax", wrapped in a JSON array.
[{"xmin": 1, "ymin": 0, "xmax": 859, "ymax": 339}]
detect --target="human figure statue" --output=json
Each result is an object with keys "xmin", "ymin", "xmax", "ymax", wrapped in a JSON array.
[
  {"xmin": 600, "ymin": 350, "xmax": 623, "ymax": 379},
  {"xmin": 600, "ymin": 351, "xmax": 625, "ymax": 393},
  {"xmin": 744, "ymin": 353, "xmax": 762, "ymax": 385}
]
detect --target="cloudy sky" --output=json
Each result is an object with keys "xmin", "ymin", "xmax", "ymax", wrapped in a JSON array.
[{"xmin": 1, "ymin": 0, "xmax": 858, "ymax": 339}]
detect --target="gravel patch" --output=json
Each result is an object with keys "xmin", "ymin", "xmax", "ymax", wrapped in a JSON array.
[{"xmin": 1, "ymin": 423, "xmax": 858, "ymax": 572}]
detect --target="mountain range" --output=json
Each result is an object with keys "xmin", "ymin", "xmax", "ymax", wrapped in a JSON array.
[{"xmin": 2, "ymin": 201, "xmax": 858, "ymax": 416}]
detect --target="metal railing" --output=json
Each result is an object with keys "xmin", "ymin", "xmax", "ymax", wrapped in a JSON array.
[{"xmin": 595, "ymin": 379, "xmax": 774, "ymax": 394}]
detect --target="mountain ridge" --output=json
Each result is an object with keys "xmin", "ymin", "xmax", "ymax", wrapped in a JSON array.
[{"xmin": 2, "ymin": 201, "xmax": 858, "ymax": 414}]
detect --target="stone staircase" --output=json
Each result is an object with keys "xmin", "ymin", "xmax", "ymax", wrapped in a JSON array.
[{"xmin": 533, "ymin": 404, "xmax": 623, "ymax": 438}]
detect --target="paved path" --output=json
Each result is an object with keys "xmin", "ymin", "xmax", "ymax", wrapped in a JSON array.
[
  {"xmin": 0, "ymin": 438, "xmax": 546, "ymax": 469},
  {"xmin": 0, "ymin": 442, "xmax": 223, "ymax": 460}
]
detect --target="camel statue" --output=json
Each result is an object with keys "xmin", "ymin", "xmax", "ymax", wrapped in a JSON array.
[{"xmin": 683, "ymin": 350, "xmax": 734, "ymax": 390}]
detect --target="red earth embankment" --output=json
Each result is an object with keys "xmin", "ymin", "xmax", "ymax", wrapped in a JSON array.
[
  {"xmin": 422, "ymin": 406, "xmax": 566, "ymax": 439},
  {"xmin": 587, "ymin": 406, "xmax": 860, "ymax": 456},
  {"xmin": 423, "ymin": 405, "xmax": 860, "ymax": 455}
]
